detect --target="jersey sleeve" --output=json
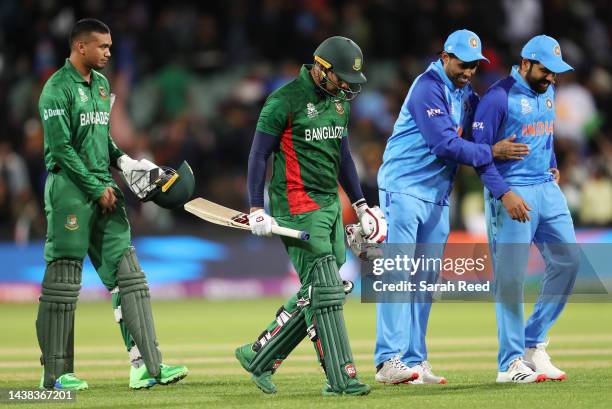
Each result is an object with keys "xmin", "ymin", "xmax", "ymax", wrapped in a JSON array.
[
  {"xmin": 104, "ymin": 77, "xmax": 124, "ymax": 168},
  {"xmin": 255, "ymin": 96, "xmax": 291, "ymax": 136},
  {"xmin": 39, "ymin": 87, "xmax": 106, "ymax": 201},
  {"xmin": 107, "ymin": 134, "xmax": 125, "ymax": 169},
  {"xmin": 247, "ymin": 130, "xmax": 278, "ymax": 208},
  {"xmin": 408, "ymin": 80, "xmax": 493, "ymax": 167},
  {"xmin": 472, "ymin": 86, "xmax": 511, "ymax": 199},
  {"xmin": 338, "ymin": 135, "xmax": 364, "ymax": 203}
]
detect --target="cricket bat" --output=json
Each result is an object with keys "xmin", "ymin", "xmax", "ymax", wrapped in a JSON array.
[{"xmin": 184, "ymin": 198, "xmax": 310, "ymax": 241}]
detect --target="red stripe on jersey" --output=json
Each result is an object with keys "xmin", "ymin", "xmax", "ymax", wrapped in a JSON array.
[{"xmin": 281, "ymin": 113, "xmax": 320, "ymax": 215}]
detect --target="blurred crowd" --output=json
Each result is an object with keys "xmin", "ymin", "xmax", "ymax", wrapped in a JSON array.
[{"xmin": 1, "ymin": 0, "xmax": 611, "ymax": 242}]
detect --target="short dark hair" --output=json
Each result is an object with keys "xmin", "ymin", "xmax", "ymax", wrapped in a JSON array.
[{"xmin": 69, "ymin": 18, "xmax": 110, "ymax": 46}]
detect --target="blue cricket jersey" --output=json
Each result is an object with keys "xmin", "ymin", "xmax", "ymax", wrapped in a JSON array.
[
  {"xmin": 473, "ymin": 66, "xmax": 557, "ymax": 199},
  {"xmin": 378, "ymin": 60, "xmax": 493, "ymax": 205}
]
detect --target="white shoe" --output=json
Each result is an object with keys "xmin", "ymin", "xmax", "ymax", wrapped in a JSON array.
[
  {"xmin": 496, "ymin": 358, "xmax": 547, "ymax": 383},
  {"xmin": 407, "ymin": 361, "xmax": 447, "ymax": 384},
  {"xmin": 375, "ymin": 356, "xmax": 419, "ymax": 384},
  {"xmin": 525, "ymin": 340, "xmax": 566, "ymax": 381}
]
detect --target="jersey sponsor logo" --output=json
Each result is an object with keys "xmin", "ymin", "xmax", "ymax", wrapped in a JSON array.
[
  {"xmin": 304, "ymin": 125, "xmax": 345, "ymax": 141},
  {"xmin": 78, "ymin": 87, "xmax": 89, "ymax": 103},
  {"xmin": 472, "ymin": 121, "xmax": 484, "ymax": 131},
  {"xmin": 335, "ymin": 101, "xmax": 345, "ymax": 115},
  {"xmin": 521, "ymin": 120, "xmax": 554, "ymax": 137},
  {"xmin": 64, "ymin": 214, "xmax": 79, "ymax": 231},
  {"xmin": 546, "ymin": 97, "xmax": 553, "ymax": 110},
  {"xmin": 80, "ymin": 111, "xmax": 110, "ymax": 126},
  {"xmin": 42, "ymin": 108, "xmax": 66, "ymax": 120},
  {"xmin": 306, "ymin": 102, "xmax": 318, "ymax": 119},
  {"xmin": 426, "ymin": 107, "xmax": 443, "ymax": 118},
  {"xmin": 520, "ymin": 98, "xmax": 532, "ymax": 114}
]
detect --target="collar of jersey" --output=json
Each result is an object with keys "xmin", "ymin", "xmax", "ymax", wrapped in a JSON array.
[
  {"xmin": 299, "ymin": 64, "xmax": 329, "ymax": 99},
  {"xmin": 510, "ymin": 65, "xmax": 537, "ymax": 96},
  {"xmin": 64, "ymin": 58, "xmax": 92, "ymax": 84},
  {"xmin": 430, "ymin": 59, "xmax": 458, "ymax": 92}
]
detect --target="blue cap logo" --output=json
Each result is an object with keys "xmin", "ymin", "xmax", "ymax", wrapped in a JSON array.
[
  {"xmin": 521, "ymin": 35, "xmax": 573, "ymax": 73},
  {"xmin": 444, "ymin": 29, "xmax": 490, "ymax": 63}
]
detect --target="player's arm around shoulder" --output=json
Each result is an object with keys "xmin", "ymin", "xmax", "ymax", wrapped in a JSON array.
[{"xmin": 473, "ymin": 85, "xmax": 529, "ymax": 161}]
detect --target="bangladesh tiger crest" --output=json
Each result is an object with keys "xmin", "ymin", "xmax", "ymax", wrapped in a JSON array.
[
  {"xmin": 99, "ymin": 86, "xmax": 108, "ymax": 99},
  {"xmin": 65, "ymin": 214, "xmax": 79, "ymax": 231},
  {"xmin": 335, "ymin": 101, "xmax": 345, "ymax": 115}
]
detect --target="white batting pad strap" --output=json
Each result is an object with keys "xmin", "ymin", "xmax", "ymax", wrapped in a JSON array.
[
  {"xmin": 110, "ymin": 286, "xmax": 120, "ymax": 294},
  {"xmin": 129, "ymin": 345, "xmax": 142, "ymax": 361},
  {"xmin": 114, "ymin": 306, "xmax": 122, "ymax": 322}
]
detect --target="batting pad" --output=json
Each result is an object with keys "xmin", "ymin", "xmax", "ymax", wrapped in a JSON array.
[
  {"xmin": 248, "ymin": 305, "xmax": 307, "ymax": 375},
  {"xmin": 36, "ymin": 259, "xmax": 82, "ymax": 389},
  {"xmin": 117, "ymin": 246, "xmax": 162, "ymax": 377},
  {"xmin": 309, "ymin": 255, "xmax": 358, "ymax": 393}
]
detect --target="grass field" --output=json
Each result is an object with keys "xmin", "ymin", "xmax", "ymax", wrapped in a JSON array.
[{"xmin": 1, "ymin": 299, "xmax": 611, "ymax": 408}]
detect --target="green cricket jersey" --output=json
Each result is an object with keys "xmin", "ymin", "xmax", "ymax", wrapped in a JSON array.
[
  {"xmin": 256, "ymin": 64, "xmax": 350, "ymax": 216},
  {"xmin": 39, "ymin": 59, "xmax": 124, "ymax": 202}
]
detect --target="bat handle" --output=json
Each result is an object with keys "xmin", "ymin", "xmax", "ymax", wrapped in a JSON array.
[{"xmin": 271, "ymin": 225, "xmax": 310, "ymax": 241}]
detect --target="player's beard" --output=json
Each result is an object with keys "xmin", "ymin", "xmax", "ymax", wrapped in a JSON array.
[{"xmin": 526, "ymin": 67, "xmax": 552, "ymax": 94}]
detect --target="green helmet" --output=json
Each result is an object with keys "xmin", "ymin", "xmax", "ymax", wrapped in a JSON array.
[
  {"xmin": 143, "ymin": 161, "xmax": 195, "ymax": 209},
  {"xmin": 314, "ymin": 36, "xmax": 367, "ymax": 85}
]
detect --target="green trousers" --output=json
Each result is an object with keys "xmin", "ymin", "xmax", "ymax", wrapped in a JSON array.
[
  {"xmin": 44, "ymin": 172, "xmax": 131, "ymax": 290},
  {"xmin": 264, "ymin": 198, "xmax": 346, "ymax": 330}
]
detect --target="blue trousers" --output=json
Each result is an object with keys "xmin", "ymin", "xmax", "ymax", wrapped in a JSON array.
[
  {"xmin": 485, "ymin": 181, "xmax": 578, "ymax": 371},
  {"xmin": 375, "ymin": 190, "xmax": 449, "ymax": 367}
]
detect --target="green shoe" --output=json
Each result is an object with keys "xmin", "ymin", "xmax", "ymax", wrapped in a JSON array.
[
  {"xmin": 235, "ymin": 344, "xmax": 277, "ymax": 394},
  {"xmin": 322, "ymin": 378, "xmax": 371, "ymax": 396},
  {"xmin": 39, "ymin": 372, "xmax": 88, "ymax": 391},
  {"xmin": 129, "ymin": 365, "xmax": 157, "ymax": 389},
  {"xmin": 158, "ymin": 363, "xmax": 189, "ymax": 385}
]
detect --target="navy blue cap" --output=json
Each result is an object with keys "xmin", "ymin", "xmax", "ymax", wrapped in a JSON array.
[
  {"xmin": 521, "ymin": 35, "xmax": 573, "ymax": 73},
  {"xmin": 444, "ymin": 29, "xmax": 490, "ymax": 63}
]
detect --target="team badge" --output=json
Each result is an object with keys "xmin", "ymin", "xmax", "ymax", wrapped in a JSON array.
[
  {"xmin": 64, "ymin": 214, "xmax": 79, "ymax": 231},
  {"xmin": 99, "ymin": 86, "xmax": 108, "ymax": 99},
  {"xmin": 306, "ymin": 102, "xmax": 318, "ymax": 119},
  {"xmin": 335, "ymin": 101, "xmax": 345, "ymax": 115},
  {"xmin": 353, "ymin": 58, "xmax": 362, "ymax": 71},
  {"xmin": 554, "ymin": 45, "xmax": 561, "ymax": 56},
  {"xmin": 546, "ymin": 97, "xmax": 553, "ymax": 109},
  {"xmin": 469, "ymin": 36, "xmax": 478, "ymax": 48},
  {"xmin": 344, "ymin": 363, "xmax": 357, "ymax": 378}
]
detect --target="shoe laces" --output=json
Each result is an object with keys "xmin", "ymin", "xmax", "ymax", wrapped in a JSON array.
[
  {"xmin": 510, "ymin": 358, "xmax": 533, "ymax": 373},
  {"xmin": 389, "ymin": 356, "xmax": 410, "ymax": 371}
]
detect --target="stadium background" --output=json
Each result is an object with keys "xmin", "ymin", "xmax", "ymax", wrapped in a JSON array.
[
  {"xmin": 0, "ymin": 3, "xmax": 611, "ymax": 407},
  {"xmin": 0, "ymin": 0, "xmax": 611, "ymax": 300}
]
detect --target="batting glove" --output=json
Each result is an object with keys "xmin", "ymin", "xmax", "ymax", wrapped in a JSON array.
[
  {"xmin": 352, "ymin": 199, "xmax": 387, "ymax": 243},
  {"xmin": 248, "ymin": 209, "xmax": 277, "ymax": 237},
  {"xmin": 117, "ymin": 155, "xmax": 161, "ymax": 200}
]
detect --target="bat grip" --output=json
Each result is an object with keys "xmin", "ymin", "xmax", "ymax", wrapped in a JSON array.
[{"xmin": 271, "ymin": 225, "xmax": 310, "ymax": 241}]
